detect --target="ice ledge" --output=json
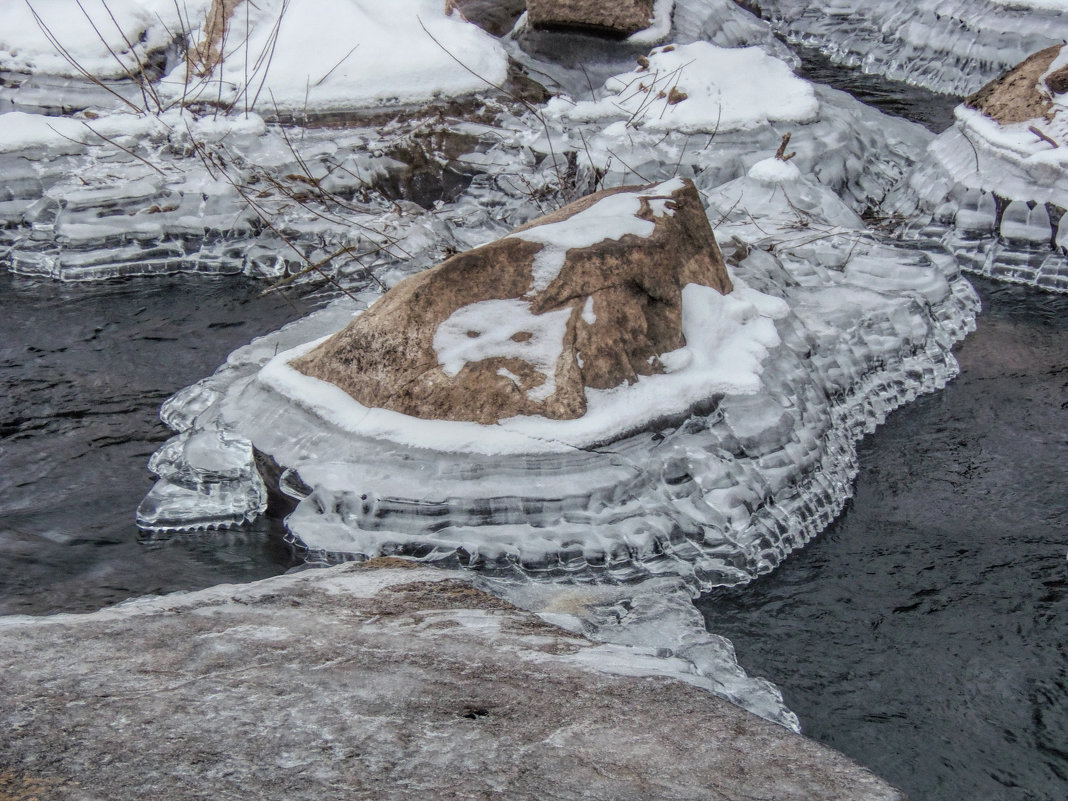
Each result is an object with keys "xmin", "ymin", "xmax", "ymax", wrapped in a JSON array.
[{"xmin": 0, "ymin": 561, "xmax": 906, "ymax": 801}]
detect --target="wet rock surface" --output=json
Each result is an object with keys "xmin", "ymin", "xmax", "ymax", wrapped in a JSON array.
[
  {"xmin": 0, "ymin": 563, "xmax": 906, "ymax": 801},
  {"xmin": 294, "ymin": 178, "xmax": 731, "ymax": 423}
]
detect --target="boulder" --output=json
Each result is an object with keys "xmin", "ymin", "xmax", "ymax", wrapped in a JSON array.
[
  {"xmin": 0, "ymin": 563, "xmax": 907, "ymax": 801},
  {"xmin": 526, "ymin": 0, "xmax": 655, "ymax": 37},
  {"xmin": 293, "ymin": 177, "xmax": 732, "ymax": 424},
  {"xmin": 965, "ymin": 44, "xmax": 1068, "ymax": 126}
]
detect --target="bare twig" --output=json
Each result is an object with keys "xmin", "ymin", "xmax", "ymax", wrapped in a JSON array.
[
  {"xmin": 774, "ymin": 132, "xmax": 795, "ymax": 161},
  {"xmin": 25, "ymin": 1, "xmax": 144, "ymax": 113},
  {"xmin": 313, "ymin": 44, "xmax": 360, "ymax": 87},
  {"xmin": 1028, "ymin": 125, "xmax": 1059, "ymax": 148},
  {"xmin": 415, "ymin": 15, "xmax": 568, "ymax": 202}
]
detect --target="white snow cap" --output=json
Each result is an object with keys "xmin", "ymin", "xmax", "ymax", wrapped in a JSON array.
[
  {"xmin": 172, "ymin": 0, "xmax": 508, "ymax": 112},
  {"xmin": 748, "ymin": 157, "xmax": 802, "ymax": 183},
  {"xmin": 0, "ymin": 0, "xmax": 213, "ymax": 77},
  {"xmin": 548, "ymin": 42, "xmax": 819, "ymax": 133},
  {"xmin": 432, "ymin": 300, "xmax": 572, "ymax": 402},
  {"xmin": 508, "ymin": 177, "xmax": 685, "ymax": 293}
]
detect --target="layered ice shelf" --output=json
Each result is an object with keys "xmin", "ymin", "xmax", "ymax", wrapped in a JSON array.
[
  {"xmin": 749, "ymin": 0, "xmax": 1068, "ymax": 96},
  {"xmin": 890, "ymin": 45, "xmax": 1068, "ymax": 292},
  {"xmin": 139, "ymin": 161, "xmax": 978, "ymax": 592}
]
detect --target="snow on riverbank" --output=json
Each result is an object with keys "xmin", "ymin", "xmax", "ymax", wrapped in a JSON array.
[
  {"xmin": 172, "ymin": 0, "xmax": 508, "ymax": 112},
  {"xmin": 546, "ymin": 42, "xmax": 819, "ymax": 133},
  {"xmin": 0, "ymin": 0, "xmax": 211, "ymax": 77}
]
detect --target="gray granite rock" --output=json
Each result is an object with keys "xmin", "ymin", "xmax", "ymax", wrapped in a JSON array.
[{"xmin": 0, "ymin": 563, "xmax": 906, "ymax": 801}]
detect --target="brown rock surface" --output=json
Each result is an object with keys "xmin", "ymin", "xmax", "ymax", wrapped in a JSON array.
[
  {"xmin": 526, "ymin": 0, "xmax": 656, "ymax": 37},
  {"xmin": 293, "ymin": 178, "xmax": 732, "ymax": 424},
  {"xmin": 965, "ymin": 45, "xmax": 1066, "ymax": 125}
]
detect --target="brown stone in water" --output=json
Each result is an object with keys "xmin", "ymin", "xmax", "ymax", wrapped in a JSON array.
[
  {"xmin": 965, "ymin": 45, "xmax": 1065, "ymax": 125},
  {"xmin": 293, "ymin": 178, "xmax": 733, "ymax": 425},
  {"xmin": 526, "ymin": 0, "xmax": 655, "ymax": 37}
]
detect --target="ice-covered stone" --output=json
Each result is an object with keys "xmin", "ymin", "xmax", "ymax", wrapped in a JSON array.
[
  {"xmin": 890, "ymin": 46, "xmax": 1068, "ymax": 292},
  {"xmin": 747, "ymin": 0, "xmax": 1068, "ymax": 96},
  {"xmin": 0, "ymin": 562, "xmax": 906, "ymax": 800},
  {"xmin": 140, "ymin": 160, "xmax": 978, "ymax": 591}
]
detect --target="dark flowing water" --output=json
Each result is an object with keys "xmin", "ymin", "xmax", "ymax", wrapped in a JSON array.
[
  {"xmin": 0, "ymin": 36, "xmax": 1065, "ymax": 801},
  {"xmin": 700, "ymin": 278, "xmax": 1068, "ymax": 801},
  {"xmin": 0, "ymin": 272, "xmax": 317, "ymax": 615},
  {"xmin": 795, "ymin": 45, "xmax": 962, "ymax": 134}
]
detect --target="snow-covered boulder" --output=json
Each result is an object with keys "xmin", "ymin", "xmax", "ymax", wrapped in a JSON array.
[
  {"xmin": 138, "ymin": 158, "xmax": 978, "ymax": 589},
  {"xmin": 293, "ymin": 178, "xmax": 734, "ymax": 425},
  {"xmin": 0, "ymin": 0, "xmax": 509, "ymax": 116},
  {"xmin": 546, "ymin": 42, "xmax": 819, "ymax": 134},
  {"xmin": 177, "ymin": 0, "xmax": 509, "ymax": 114},
  {"xmin": 892, "ymin": 45, "xmax": 1068, "ymax": 291}
]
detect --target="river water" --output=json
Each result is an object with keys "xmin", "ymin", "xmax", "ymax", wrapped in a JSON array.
[
  {"xmin": 0, "ymin": 272, "xmax": 318, "ymax": 615},
  {"xmin": 0, "ymin": 45, "xmax": 1065, "ymax": 801}
]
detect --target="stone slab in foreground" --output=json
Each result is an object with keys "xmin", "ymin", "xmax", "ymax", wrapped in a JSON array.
[{"xmin": 0, "ymin": 564, "xmax": 905, "ymax": 801}]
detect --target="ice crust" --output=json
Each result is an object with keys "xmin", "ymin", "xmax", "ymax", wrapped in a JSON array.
[
  {"xmin": 748, "ymin": 0, "xmax": 1068, "ymax": 95},
  {"xmin": 0, "ymin": 17, "xmax": 933, "ymax": 283},
  {"xmin": 0, "ymin": 107, "xmax": 471, "ymax": 281},
  {"xmin": 889, "ymin": 84, "xmax": 1068, "ymax": 292},
  {"xmin": 140, "ymin": 165, "xmax": 978, "ymax": 591}
]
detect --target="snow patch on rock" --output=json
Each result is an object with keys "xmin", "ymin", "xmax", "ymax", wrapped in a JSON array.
[{"xmin": 546, "ymin": 42, "xmax": 819, "ymax": 133}]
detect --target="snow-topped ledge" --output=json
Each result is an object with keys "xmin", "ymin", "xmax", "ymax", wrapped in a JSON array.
[
  {"xmin": 546, "ymin": 41, "xmax": 819, "ymax": 133},
  {"xmin": 893, "ymin": 45, "xmax": 1068, "ymax": 291},
  {"xmin": 1, "ymin": 0, "xmax": 508, "ymax": 114},
  {"xmin": 171, "ymin": 0, "xmax": 509, "ymax": 112},
  {"xmin": 257, "ymin": 275, "xmax": 787, "ymax": 455},
  {"xmin": 0, "ymin": 0, "xmax": 211, "ymax": 78}
]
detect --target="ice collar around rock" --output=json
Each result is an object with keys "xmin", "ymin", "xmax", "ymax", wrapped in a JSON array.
[
  {"xmin": 278, "ymin": 178, "xmax": 789, "ymax": 453},
  {"xmin": 546, "ymin": 41, "xmax": 819, "ymax": 133}
]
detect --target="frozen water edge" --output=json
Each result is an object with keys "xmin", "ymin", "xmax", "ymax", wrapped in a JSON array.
[
  {"xmin": 748, "ymin": 0, "xmax": 1068, "ymax": 96},
  {"xmin": 889, "ymin": 96, "xmax": 1068, "ymax": 293},
  {"xmin": 138, "ymin": 165, "xmax": 979, "ymax": 595},
  {"xmin": 0, "ymin": 30, "xmax": 935, "ymax": 283}
]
